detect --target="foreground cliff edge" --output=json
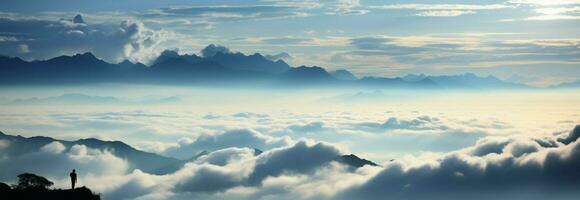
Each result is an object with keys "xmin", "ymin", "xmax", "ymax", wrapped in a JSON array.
[{"xmin": 0, "ymin": 173, "xmax": 100, "ymax": 200}]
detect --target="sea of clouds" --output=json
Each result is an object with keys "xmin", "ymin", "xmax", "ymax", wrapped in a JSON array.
[
  {"xmin": 0, "ymin": 89, "xmax": 579, "ymax": 199},
  {"xmin": 1, "ymin": 124, "xmax": 578, "ymax": 200}
]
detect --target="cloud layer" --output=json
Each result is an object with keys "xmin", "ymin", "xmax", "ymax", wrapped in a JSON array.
[
  {"xmin": 4, "ymin": 125, "xmax": 578, "ymax": 200},
  {"xmin": 0, "ymin": 14, "xmax": 167, "ymax": 63},
  {"xmin": 0, "ymin": 141, "xmax": 128, "ymax": 181},
  {"xmin": 163, "ymin": 129, "xmax": 292, "ymax": 159},
  {"xmin": 340, "ymin": 125, "xmax": 580, "ymax": 200}
]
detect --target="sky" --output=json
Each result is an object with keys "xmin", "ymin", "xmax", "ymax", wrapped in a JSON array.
[
  {"xmin": 0, "ymin": 0, "xmax": 579, "ymax": 86},
  {"xmin": 1, "ymin": 1, "xmax": 580, "ymax": 200}
]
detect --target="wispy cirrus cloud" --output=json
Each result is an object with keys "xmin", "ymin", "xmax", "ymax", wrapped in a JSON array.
[
  {"xmin": 505, "ymin": 0, "xmax": 580, "ymax": 21},
  {"xmin": 325, "ymin": 0, "xmax": 369, "ymax": 16},
  {"xmin": 416, "ymin": 10, "xmax": 476, "ymax": 17},
  {"xmin": 508, "ymin": 0, "xmax": 580, "ymax": 6},
  {"xmin": 263, "ymin": 0, "xmax": 369, "ymax": 16},
  {"xmin": 332, "ymin": 35, "xmax": 580, "ymax": 79},
  {"xmin": 140, "ymin": 5, "xmax": 311, "ymax": 27},
  {"xmin": 369, "ymin": 3, "xmax": 514, "ymax": 17},
  {"xmin": 521, "ymin": 15, "xmax": 580, "ymax": 20},
  {"xmin": 369, "ymin": 3, "xmax": 514, "ymax": 11},
  {"xmin": 369, "ymin": 1, "xmax": 580, "ymax": 20}
]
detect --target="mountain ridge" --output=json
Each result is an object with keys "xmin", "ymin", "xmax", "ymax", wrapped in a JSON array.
[
  {"xmin": 0, "ymin": 46, "xmax": 531, "ymax": 89},
  {"xmin": 552, "ymin": 80, "xmax": 580, "ymax": 88},
  {"xmin": 0, "ymin": 131, "xmax": 379, "ymax": 175},
  {"xmin": 0, "ymin": 131, "xmax": 183, "ymax": 175}
]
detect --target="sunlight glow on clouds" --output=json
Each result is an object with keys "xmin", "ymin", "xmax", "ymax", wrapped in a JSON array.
[{"xmin": 506, "ymin": 0, "xmax": 580, "ymax": 21}]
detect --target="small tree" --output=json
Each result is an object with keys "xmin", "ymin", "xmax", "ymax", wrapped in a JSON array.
[{"xmin": 15, "ymin": 173, "xmax": 53, "ymax": 190}]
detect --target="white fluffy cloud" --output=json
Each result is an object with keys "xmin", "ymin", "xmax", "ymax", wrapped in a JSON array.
[
  {"xmin": 247, "ymin": 140, "xmax": 343, "ymax": 185},
  {"xmin": 104, "ymin": 125, "xmax": 580, "ymax": 200},
  {"xmin": 99, "ymin": 140, "xmax": 348, "ymax": 199},
  {"xmin": 163, "ymin": 129, "xmax": 292, "ymax": 159},
  {"xmin": 1, "ymin": 125, "xmax": 579, "ymax": 200},
  {"xmin": 354, "ymin": 115, "xmax": 450, "ymax": 131},
  {"xmin": 337, "ymin": 125, "xmax": 580, "ymax": 200},
  {"xmin": 0, "ymin": 14, "xmax": 169, "ymax": 64}
]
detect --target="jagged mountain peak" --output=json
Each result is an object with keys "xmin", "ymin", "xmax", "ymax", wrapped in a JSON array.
[
  {"xmin": 46, "ymin": 52, "xmax": 103, "ymax": 64},
  {"xmin": 72, "ymin": 52, "xmax": 98, "ymax": 60},
  {"xmin": 331, "ymin": 69, "xmax": 357, "ymax": 81},
  {"xmin": 159, "ymin": 49, "xmax": 180, "ymax": 57},
  {"xmin": 334, "ymin": 154, "xmax": 379, "ymax": 168},
  {"xmin": 73, "ymin": 14, "xmax": 85, "ymax": 24},
  {"xmin": 201, "ymin": 44, "xmax": 232, "ymax": 57}
]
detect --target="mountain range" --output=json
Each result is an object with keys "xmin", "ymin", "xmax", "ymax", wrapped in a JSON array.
[
  {"xmin": 0, "ymin": 131, "xmax": 183, "ymax": 175},
  {"xmin": 0, "ymin": 131, "xmax": 378, "ymax": 175},
  {"xmin": 3, "ymin": 93, "xmax": 181, "ymax": 105},
  {"xmin": 552, "ymin": 80, "xmax": 580, "ymax": 88},
  {"xmin": 0, "ymin": 44, "xmax": 562, "ymax": 89}
]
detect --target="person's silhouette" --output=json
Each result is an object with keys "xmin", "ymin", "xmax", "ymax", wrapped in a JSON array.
[{"xmin": 70, "ymin": 169, "xmax": 77, "ymax": 189}]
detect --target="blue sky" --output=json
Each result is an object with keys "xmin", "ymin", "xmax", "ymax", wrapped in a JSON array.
[{"xmin": 0, "ymin": 0, "xmax": 579, "ymax": 85}]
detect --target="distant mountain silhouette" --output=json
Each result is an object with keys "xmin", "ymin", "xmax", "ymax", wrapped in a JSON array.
[
  {"xmin": 0, "ymin": 53, "xmax": 132, "ymax": 84},
  {"xmin": 334, "ymin": 154, "xmax": 379, "ymax": 168},
  {"xmin": 358, "ymin": 76, "xmax": 435, "ymax": 88},
  {"xmin": 553, "ymin": 80, "xmax": 580, "ymax": 88},
  {"xmin": 0, "ymin": 131, "xmax": 380, "ymax": 176},
  {"xmin": 330, "ymin": 69, "xmax": 357, "ymax": 81},
  {"xmin": 204, "ymin": 51, "xmax": 291, "ymax": 74},
  {"xmin": 152, "ymin": 50, "xmax": 203, "ymax": 66},
  {"xmin": 402, "ymin": 73, "xmax": 530, "ymax": 89},
  {"xmin": 8, "ymin": 93, "xmax": 119, "ymax": 105},
  {"xmin": 252, "ymin": 148, "xmax": 264, "ymax": 156},
  {"xmin": 5, "ymin": 93, "xmax": 181, "ymax": 105},
  {"xmin": 0, "ymin": 47, "xmax": 532, "ymax": 89},
  {"xmin": 401, "ymin": 73, "xmax": 428, "ymax": 82},
  {"xmin": 0, "ymin": 131, "xmax": 184, "ymax": 175},
  {"xmin": 73, "ymin": 14, "xmax": 86, "ymax": 24},
  {"xmin": 117, "ymin": 59, "xmax": 147, "ymax": 69},
  {"xmin": 185, "ymin": 147, "xmax": 377, "ymax": 169},
  {"xmin": 153, "ymin": 47, "xmax": 290, "ymax": 74},
  {"xmin": 149, "ymin": 56, "xmax": 231, "ymax": 80},
  {"xmin": 281, "ymin": 66, "xmax": 335, "ymax": 83},
  {"xmin": 265, "ymin": 52, "xmax": 292, "ymax": 62},
  {"xmin": 0, "ymin": 46, "xmax": 294, "ymax": 85}
]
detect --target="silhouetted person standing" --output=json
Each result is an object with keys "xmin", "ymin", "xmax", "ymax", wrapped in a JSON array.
[{"xmin": 70, "ymin": 169, "xmax": 77, "ymax": 189}]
